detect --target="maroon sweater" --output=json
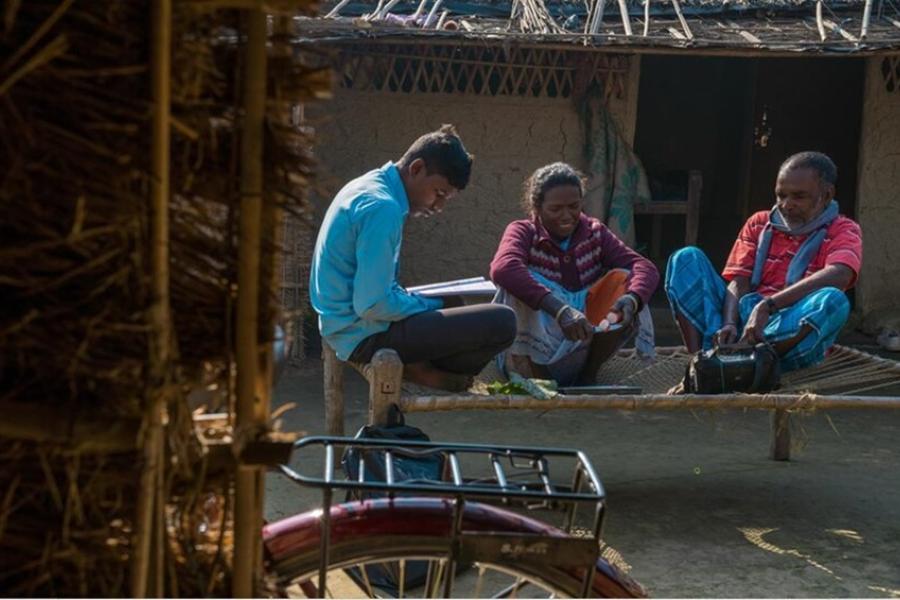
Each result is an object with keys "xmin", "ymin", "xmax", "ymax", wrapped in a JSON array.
[{"xmin": 490, "ymin": 213, "xmax": 659, "ymax": 310}]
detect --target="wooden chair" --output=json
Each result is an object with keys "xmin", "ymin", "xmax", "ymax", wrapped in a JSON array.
[{"xmin": 634, "ymin": 169, "xmax": 702, "ymax": 260}]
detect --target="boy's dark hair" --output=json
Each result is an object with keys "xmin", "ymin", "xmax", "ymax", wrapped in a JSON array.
[
  {"xmin": 780, "ymin": 151, "xmax": 838, "ymax": 186},
  {"xmin": 522, "ymin": 162, "xmax": 585, "ymax": 215},
  {"xmin": 398, "ymin": 124, "xmax": 474, "ymax": 190}
]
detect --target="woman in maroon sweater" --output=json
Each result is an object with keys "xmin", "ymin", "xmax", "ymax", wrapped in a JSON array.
[{"xmin": 490, "ymin": 163, "xmax": 659, "ymax": 385}]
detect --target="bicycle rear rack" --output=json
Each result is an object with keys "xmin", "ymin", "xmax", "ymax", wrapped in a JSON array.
[{"xmin": 278, "ymin": 436, "xmax": 609, "ymax": 598}]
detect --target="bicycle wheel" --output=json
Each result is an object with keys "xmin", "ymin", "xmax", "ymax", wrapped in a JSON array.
[{"xmin": 263, "ymin": 497, "xmax": 645, "ymax": 598}]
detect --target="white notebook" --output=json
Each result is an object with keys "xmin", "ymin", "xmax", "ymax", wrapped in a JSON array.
[{"xmin": 408, "ymin": 276, "xmax": 498, "ymax": 298}]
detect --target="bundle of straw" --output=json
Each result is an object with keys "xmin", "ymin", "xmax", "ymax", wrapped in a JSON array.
[
  {"xmin": 511, "ymin": 0, "xmax": 568, "ymax": 33},
  {"xmin": 0, "ymin": 0, "xmax": 329, "ymax": 595}
]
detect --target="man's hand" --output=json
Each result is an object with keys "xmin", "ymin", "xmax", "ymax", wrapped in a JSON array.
[
  {"xmin": 607, "ymin": 294, "xmax": 639, "ymax": 328},
  {"xmin": 438, "ymin": 295, "xmax": 464, "ymax": 309},
  {"xmin": 713, "ymin": 323, "xmax": 739, "ymax": 346},
  {"xmin": 740, "ymin": 301, "xmax": 771, "ymax": 344},
  {"xmin": 557, "ymin": 306, "xmax": 594, "ymax": 342}
]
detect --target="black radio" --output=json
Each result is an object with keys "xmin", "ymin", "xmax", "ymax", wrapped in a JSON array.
[{"xmin": 684, "ymin": 342, "xmax": 781, "ymax": 394}]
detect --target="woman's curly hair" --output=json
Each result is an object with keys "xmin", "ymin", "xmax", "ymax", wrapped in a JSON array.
[{"xmin": 522, "ymin": 162, "xmax": 585, "ymax": 215}]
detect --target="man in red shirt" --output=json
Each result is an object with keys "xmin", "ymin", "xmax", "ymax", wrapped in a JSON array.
[{"xmin": 665, "ymin": 151, "xmax": 862, "ymax": 372}]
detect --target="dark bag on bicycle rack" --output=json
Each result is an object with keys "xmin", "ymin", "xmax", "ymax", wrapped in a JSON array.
[
  {"xmin": 684, "ymin": 342, "xmax": 781, "ymax": 394},
  {"xmin": 341, "ymin": 408, "xmax": 448, "ymax": 596},
  {"xmin": 341, "ymin": 411, "xmax": 444, "ymax": 491}
]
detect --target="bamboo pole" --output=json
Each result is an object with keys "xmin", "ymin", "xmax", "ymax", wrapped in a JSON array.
[
  {"xmin": 376, "ymin": 0, "xmax": 403, "ymax": 20},
  {"xmin": 816, "ymin": 0, "xmax": 826, "ymax": 41},
  {"xmin": 411, "ymin": 0, "xmax": 429, "ymax": 21},
  {"xmin": 436, "ymin": 9, "xmax": 449, "ymax": 29},
  {"xmin": 131, "ymin": 0, "xmax": 172, "ymax": 597},
  {"xmin": 252, "ymin": 13, "xmax": 293, "ymax": 584},
  {"xmin": 617, "ymin": 0, "xmax": 633, "ymax": 35},
  {"xmin": 860, "ymin": 0, "xmax": 874, "ymax": 39},
  {"xmin": 643, "ymin": 0, "xmax": 650, "ymax": 36},
  {"xmin": 325, "ymin": 0, "xmax": 351, "ymax": 18},
  {"xmin": 318, "ymin": 33, "xmax": 892, "ymax": 59},
  {"xmin": 589, "ymin": 0, "xmax": 606, "ymax": 35},
  {"xmin": 233, "ymin": 8, "xmax": 267, "ymax": 598},
  {"xmin": 423, "ymin": 0, "xmax": 444, "ymax": 29},
  {"xmin": 670, "ymin": 0, "xmax": 693, "ymax": 39},
  {"xmin": 823, "ymin": 18, "xmax": 858, "ymax": 42},
  {"xmin": 398, "ymin": 392, "xmax": 900, "ymax": 412}
]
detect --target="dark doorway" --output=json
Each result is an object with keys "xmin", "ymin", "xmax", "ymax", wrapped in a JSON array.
[
  {"xmin": 742, "ymin": 58, "xmax": 864, "ymax": 220},
  {"xmin": 633, "ymin": 55, "xmax": 865, "ymax": 273}
]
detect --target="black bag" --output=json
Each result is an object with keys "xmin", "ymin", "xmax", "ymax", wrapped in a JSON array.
[
  {"xmin": 684, "ymin": 342, "xmax": 780, "ymax": 394},
  {"xmin": 340, "ymin": 410, "xmax": 446, "ymax": 596},
  {"xmin": 341, "ymin": 424, "xmax": 444, "ymax": 492}
]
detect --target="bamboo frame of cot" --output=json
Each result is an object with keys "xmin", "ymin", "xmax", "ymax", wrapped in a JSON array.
[{"xmin": 323, "ymin": 346, "xmax": 900, "ymax": 462}]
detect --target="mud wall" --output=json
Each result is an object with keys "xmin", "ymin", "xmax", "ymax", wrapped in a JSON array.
[
  {"xmin": 856, "ymin": 55, "xmax": 900, "ymax": 322},
  {"xmin": 308, "ymin": 56, "xmax": 640, "ymax": 286}
]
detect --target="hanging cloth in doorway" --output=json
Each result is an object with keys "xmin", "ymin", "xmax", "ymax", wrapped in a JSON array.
[{"xmin": 581, "ymin": 94, "xmax": 651, "ymax": 248}]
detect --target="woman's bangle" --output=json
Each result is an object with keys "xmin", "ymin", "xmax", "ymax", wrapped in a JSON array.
[
  {"xmin": 622, "ymin": 293, "xmax": 640, "ymax": 313},
  {"xmin": 554, "ymin": 304, "xmax": 570, "ymax": 322}
]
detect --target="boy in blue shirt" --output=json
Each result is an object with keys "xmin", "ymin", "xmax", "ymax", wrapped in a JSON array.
[{"xmin": 310, "ymin": 125, "xmax": 516, "ymax": 391}]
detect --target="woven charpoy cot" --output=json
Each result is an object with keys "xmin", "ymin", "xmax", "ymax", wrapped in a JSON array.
[{"xmin": 322, "ymin": 344, "xmax": 900, "ymax": 460}]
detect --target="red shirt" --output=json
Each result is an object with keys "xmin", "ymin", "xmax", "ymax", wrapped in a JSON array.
[{"xmin": 723, "ymin": 211, "xmax": 862, "ymax": 296}]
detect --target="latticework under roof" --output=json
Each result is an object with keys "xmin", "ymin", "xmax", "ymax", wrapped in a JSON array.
[{"xmin": 293, "ymin": 0, "xmax": 900, "ymax": 54}]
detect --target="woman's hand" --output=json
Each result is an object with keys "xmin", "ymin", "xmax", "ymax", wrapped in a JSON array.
[
  {"xmin": 540, "ymin": 293, "xmax": 593, "ymax": 341},
  {"xmin": 607, "ymin": 294, "xmax": 639, "ymax": 328},
  {"xmin": 557, "ymin": 306, "xmax": 594, "ymax": 341}
]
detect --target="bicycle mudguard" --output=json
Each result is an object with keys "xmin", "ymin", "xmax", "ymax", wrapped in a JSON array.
[{"xmin": 262, "ymin": 497, "xmax": 646, "ymax": 598}]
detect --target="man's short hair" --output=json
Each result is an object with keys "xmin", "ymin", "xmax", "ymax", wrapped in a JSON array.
[
  {"xmin": 779, "ymin": 151, "xmax": 837, "ymax": 186},
  {"xmin": 398, "ymin": 124, "xmax": 474, "ymax": 190}
]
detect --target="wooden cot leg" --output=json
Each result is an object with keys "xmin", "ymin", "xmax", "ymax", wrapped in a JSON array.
[
  {"xmin": 323, "ymin": 344, "xmax": 345, "ymax": 436},
  {"xmin": 368, "ymin": 349, "xmax": 403, "ymax": 427},
  {"xmin": 769, "ymin": 409, "xmax": 791, "ymax": 461}
]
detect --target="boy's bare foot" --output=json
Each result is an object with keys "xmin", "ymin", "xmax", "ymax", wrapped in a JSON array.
[{"xmin": 404, "ymin": 362, "xmax": 473, "ymax": 392}]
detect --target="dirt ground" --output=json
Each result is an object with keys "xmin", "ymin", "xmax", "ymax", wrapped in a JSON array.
[{"xmin": 266, "ymin": 356, "xmax": 900, "ymax": 598}]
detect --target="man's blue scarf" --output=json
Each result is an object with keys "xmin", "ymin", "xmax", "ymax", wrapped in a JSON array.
[{"xmin": 750, "ymin": 200, "xmax": 839, "ymax": 290}]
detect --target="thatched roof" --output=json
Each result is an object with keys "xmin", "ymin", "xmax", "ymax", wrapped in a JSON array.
[{"xmin": 293, "ymin": 0, "xmax": 900, "ymax": 54}]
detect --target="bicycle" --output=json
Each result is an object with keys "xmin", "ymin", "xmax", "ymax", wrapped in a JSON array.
[{"xmin": 262, "ymin": 435, "xmax": 647, "ymax": 598}]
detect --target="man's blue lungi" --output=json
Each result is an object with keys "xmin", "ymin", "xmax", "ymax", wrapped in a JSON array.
[{"xmin": 665, "ymin": 247, "xmax": 849, "ymax": 372}]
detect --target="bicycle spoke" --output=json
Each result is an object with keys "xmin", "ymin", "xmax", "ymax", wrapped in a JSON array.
[
  {"xmin": 357, "ymin": 565, "xmax": 376, "ymax": 598},
  {"xmin": 435, "ymin": 559, "xmax": 448, "ymax": 598},
  {"xmin": 423, "ymin": 559, "xmax": 436, "ymax": 598},
  {"xmin": 425, "ymin": 559, "xmax": 447, "ymax": 598},
  {"xmin": 491, "ymin": 576, "xmax": 529, "ymax": 599},
  {"xmin": 281, "ymin": 545, "xmax": 603, "ymax": 598},
  {"xmin": 473, "ymin": 565, "xmax": 487, "ymax": 599}
]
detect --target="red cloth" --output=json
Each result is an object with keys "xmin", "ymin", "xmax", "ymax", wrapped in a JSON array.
[
  {"xmin": 723, "ymin": 210, "xmax": 863, "ymax": 296},
  {"xmin": 489, "ymin": 213, "xmax": 659, "ymax": 310}
]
